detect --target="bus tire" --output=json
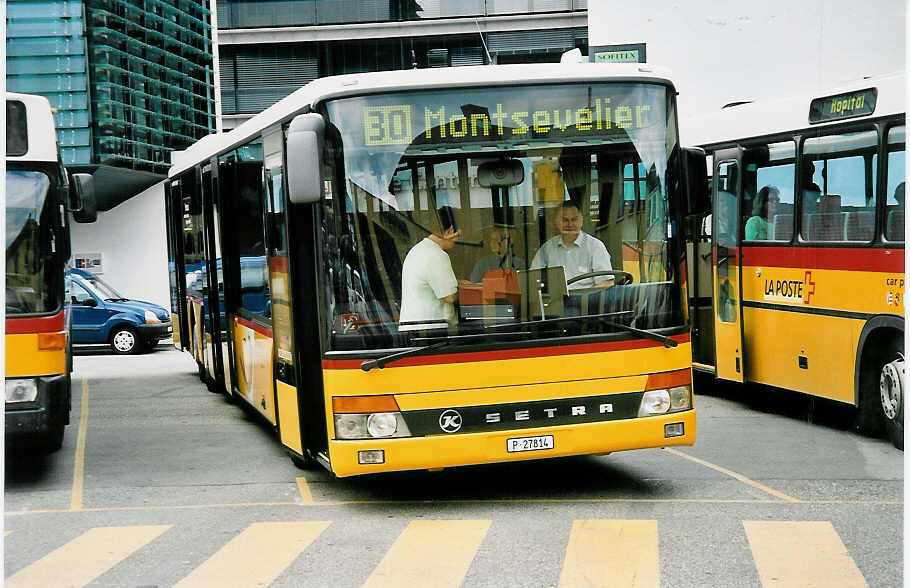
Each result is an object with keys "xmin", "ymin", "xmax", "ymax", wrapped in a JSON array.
[
  {"xmin": 40, "ymin": 422, "xmax": 65, "ymax": 454},
  {"xmin": 878, "ymin": 341, "xmax": 904, "ymax": 450},
  {"xmin": 291, "ymin": 451, "xmax": 317, "ymax": 470},
  {"xmin": 111, "ymin": 326, "xmax": 141, "ymax": 355}
]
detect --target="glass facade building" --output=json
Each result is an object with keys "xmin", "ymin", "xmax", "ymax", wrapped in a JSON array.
[
  {"xmin": 216, "ymin": 0, "xmax": 587, "ymax": 127},
  {"xmin": 7, "ymin": 0, "xmax": 216, "ymax": 174}
]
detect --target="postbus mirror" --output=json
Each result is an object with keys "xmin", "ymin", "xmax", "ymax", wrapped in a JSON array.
[
  {"xmin": 682, "ymin": 147, "xmax": 709, "ymax": 216},
  {"xmin": 71, "ymin": 173, "xmax": 98, "ymax": 223},
  {"xmin": 286, "ymin": 113, "xmax": 325, "ymax": 204},
  {"xmin": 477, "ymin": 159, "xmax": 525, "ymax": 188}
]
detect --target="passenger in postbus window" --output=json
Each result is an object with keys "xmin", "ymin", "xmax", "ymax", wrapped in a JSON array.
[
  {"xmin": 398, "ymin": 206, "xmax": 461, "ymax": 332},
  {"xmin": 470, "ymin": 226, "xmax": 526, "ymax": 283},
  {"xmin": 745, "ymin": 186, "xmax": 780, "ymax": 240},
  {"xmin": 530, "ymin": 200, "xmax": 613, "ymax": 289},
  {"xmin": 893, "ymin": 182, "xmax": 904, "ymax": 208}
]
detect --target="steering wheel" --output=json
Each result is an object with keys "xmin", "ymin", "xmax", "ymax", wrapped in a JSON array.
[{"xmin": 566, "ymin": 270, "xmax": 634, "ymax": 287}]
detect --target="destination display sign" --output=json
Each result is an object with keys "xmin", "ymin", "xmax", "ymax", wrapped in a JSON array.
[
  {"xmin": 809, "ymin": 88, "xmax": 877, "ymax": 124},
  {"xmin": 327, "ymin": 83, "xmax": 666, "ymax": 152}
]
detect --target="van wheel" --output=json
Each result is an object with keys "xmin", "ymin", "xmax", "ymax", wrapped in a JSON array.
[{"xmin": 111, "ymin": 326, "xmax": 140, "ymax": 355}]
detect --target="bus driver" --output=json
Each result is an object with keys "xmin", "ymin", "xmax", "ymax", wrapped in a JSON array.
[{"xmin": 530, "ymin": 200, "xmax": 613, "ymax": 289}]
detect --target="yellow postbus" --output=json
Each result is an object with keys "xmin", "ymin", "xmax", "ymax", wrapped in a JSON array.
[
  {"xmin": 166, "ymin": 63, "xmax": 707, "ymax": 476},
  {"xmin": 6, "ymin": 93, "xmax": 96, "ymax": 452},
  {"xmin": 684, "ymin": 72, "xmax": 905, "ymax": 448}
]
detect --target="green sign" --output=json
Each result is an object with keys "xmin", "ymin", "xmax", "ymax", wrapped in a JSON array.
[
  {"xmin": 809, "ymin": 88, "xmax": 877, "ymax": 124},
  {"xmin": 595, "ymin": 50, "xmax": 640, "ymax": 63}
]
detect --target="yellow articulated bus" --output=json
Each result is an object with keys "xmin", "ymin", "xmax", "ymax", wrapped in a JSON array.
[
  {"xmin": 683, "ymin": 72, "xmax": 905, "ymax": 448},
  {"xmin": 166, "ymin": 63, "xmax": 708, "ymax": 476},
  {"xmin": 6, "ymin": 93, "xmax": 96, "ymax": 452}
]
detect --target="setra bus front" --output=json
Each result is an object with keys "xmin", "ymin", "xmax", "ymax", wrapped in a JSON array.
[
  {"xmin": 287, "ymin": 68, "xmax": 701, "ymax": 476},
  {"xmin": 6, "ymin": 93, "xmax": 96, "ymax": 453}
]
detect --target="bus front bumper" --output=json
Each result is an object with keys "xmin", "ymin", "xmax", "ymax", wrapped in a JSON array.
[
  {"xmin": 327, "ymin": 409, "xmax": 696, "ymax": 477},
  {"xmin": 5, "ymin": 374, "xmax": 69, "ymax": 436}
]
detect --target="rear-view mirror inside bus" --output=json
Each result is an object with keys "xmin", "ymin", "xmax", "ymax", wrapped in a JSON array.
[
  {"xmin": 477, "ymin": 159, "xmax": 525, "ymax": 188},
  {"xmin": 286, "ymin": 113, "xmax": 325, "ymax": 204}
]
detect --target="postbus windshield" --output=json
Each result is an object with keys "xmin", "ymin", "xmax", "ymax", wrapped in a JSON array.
[
  {"xmin": 321, "ymin": 82, "xmax": 682, "ymax": 351},
  {"xmin": 6, "ymin": 170, "xmax": 58, "ymax": 315}
]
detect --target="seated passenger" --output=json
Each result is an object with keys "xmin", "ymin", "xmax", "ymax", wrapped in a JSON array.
[
  {"xmin": 745, "ymin": 186, "xmax": 780, "ymax": 240},
  {"xmin": 894, "ymin": 181, "xmax": 905, "ymax": 208},
  {"xmin": 470, "ymin": 227, "xmax": 526, "ymax": 283},
  {"xmin": 530, "ymin": 200, "xmax": 612, "ymax": 289}
]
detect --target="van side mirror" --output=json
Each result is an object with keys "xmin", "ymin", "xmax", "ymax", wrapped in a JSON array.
[
  {"xmin": 286, "ymin": 113, "xmax": 325, "ymax": 204},
  {"xmin": 682, "ymin": 147, "xmax": 710, "ymax": 216},
  {"xmin": 70, "ymin": 173, "xmax": 98, "ymax": 223}
]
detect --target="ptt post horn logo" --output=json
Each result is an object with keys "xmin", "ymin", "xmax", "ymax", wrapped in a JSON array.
[{"xmin": 438, "ymin": 409, "xmax": 463, "ymax": 433}]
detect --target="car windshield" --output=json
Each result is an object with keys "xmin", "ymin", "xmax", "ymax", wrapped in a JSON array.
[
  {"xmin": 6, "ymin": 170, "xmax": 57, "ymax": 315},
  {"xmin": 320, "ymin": 82, "xmax": 683, "ymax": 351},
  {"xmin": 84, "ymin": 274, "xmax": 124, "ymax": 300}
]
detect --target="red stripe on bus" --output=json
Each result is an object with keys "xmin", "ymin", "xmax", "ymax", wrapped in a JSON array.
[
  {"xmin": 235, "ymin": 316, "xmax": 273, "ymax": 337},
  {"xmin": 6, "ymin": 311, "xmax": 65, "ymax": 335},
  {"xmin": 322, "ymin": 333, "xmax": 690, "ymax": 369},
  {"xmin": 269, "ymin": 256, "xmax": 289, "ymax": 272},
  {"xmin": 741, "ymin": 246, "xmax": 904, "ymax": 272}
]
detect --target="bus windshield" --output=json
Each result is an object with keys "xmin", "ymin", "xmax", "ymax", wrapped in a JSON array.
[
  {"xmin": 321, "ymin": 82, "xmax": 682, "ymax": 351},
  {"xmin": 6, "ymin": 170, "xmax": 57, "ymax": 315}
]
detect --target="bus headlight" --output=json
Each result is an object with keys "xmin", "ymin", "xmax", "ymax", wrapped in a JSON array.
[
  {"xmin": 144, "ymin": 310, "xmax": 161, "ymax": 324},
  {"xmin": 6, "ymin": 379, "xmax": 38, "ymax": 403},
  {"xmin": 638, "ymin": 385, "xmax": 693, "ymax": 417},
  {"xmin": 335, "ymin": 412, "xmax": 411, "ymax": 439},
  {"xmin": 638, "ymin": 389, "xmax": 670, "ymax": 416}
]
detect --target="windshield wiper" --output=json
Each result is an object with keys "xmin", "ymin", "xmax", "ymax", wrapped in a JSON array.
[
  {"xmin": 484, "ymin": 311, "xmax": 677, "ymax": 348},
  {"xmin": 360, "ymin": 331, "xmax": 530, "ymax": 372}
]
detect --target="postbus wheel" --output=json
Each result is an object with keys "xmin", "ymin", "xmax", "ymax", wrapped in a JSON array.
[
  {"xmin": 879, "ymin": 347, "xmax": 904, "ymax": 450},
  {"xmin": 40, "ymin": 422, "xmax": 65, "ymax": 453},
  {"xmin": 291, "ymin": 451, "xmax": 317, "ymax": 470}
]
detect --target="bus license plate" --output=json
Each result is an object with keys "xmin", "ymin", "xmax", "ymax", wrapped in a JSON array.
[{"xmin": 507, "ymin": 435, "xmax": 554, "ymax": 453}]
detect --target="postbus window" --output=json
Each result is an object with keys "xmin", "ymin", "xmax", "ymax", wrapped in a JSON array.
[
  {"xmin": 232, "ymin": 139, "xmax": 271, "ymax": 319},
  {"xmin": 885, "ymin": 126, "xmax": 905, "ymax": 241},
  {"xmin": 742, "ymin": 141, "xmax": 795, "ymax": 241},
  {"xmin": 800, "ymin": 129, "xmax": 878, "ymax": 242}
]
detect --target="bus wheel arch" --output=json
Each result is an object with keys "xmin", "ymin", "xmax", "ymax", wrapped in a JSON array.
[{"xmin": 854, "ymin": 315, "xmax": 904, "ymax": 448}]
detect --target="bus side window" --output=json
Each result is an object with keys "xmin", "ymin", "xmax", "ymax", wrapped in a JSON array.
[
  {"xmin": 885, "ymin": 125, "xmax": 905, "ymax": 242},
  {"xmin": 743, "ymin": 141, "xmax": 795, "ymax": 242}
]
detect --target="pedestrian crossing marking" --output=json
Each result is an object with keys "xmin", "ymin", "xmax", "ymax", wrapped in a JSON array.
[
  {"xmin": 5, "ymin": 524, "xmax": 170, "ymax": 588},
  {"xmin": 559, "ymin": 519, "xmax": 659, "ymax": 588},
  {"xmin": 174, "ymin": 521, "xmax": 330, "ymax": 587},
  {"xmin": 744, "ymin": 521, "xmax": 868, "ymax": 588},
  {"xmin": 363, "ymin": 520, "xmax": 491, "ymax": 588}
]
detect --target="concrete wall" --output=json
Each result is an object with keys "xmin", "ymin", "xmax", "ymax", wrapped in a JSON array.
[
  {"xmin": 70, "ymin": 181, "xmax": 171, "ymax": 310},
  {"xmin": 589, "ymin": 0, "xmax": 906, "ymax": 117}
]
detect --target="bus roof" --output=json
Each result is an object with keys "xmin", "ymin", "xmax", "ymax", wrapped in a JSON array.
[
  {"xmin": 6, "ymin": 92, "xmax": 59, "ymax": 163},
  {"xmin": 169, "ymin": 62, "xmax": 675, "ymax": 178},
  {"xmin": 680, "ymin": 71, "xmax": 905, "ymax": 149}
]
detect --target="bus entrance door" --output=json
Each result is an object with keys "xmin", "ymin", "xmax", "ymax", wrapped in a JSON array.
[{"xmin": 712, "ymin": 153, "xmax": 746, "ymax": 383}]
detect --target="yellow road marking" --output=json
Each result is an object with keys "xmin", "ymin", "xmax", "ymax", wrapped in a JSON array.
[
  {"xmin": 5, "ymin": 525, "xmax": 170, "ymax": 588},
  {"xmin": 5, "ymin": 497, "xmax": 900, "ymax": 517},
  {"xmin": 664, "ymin": 447, "xmax": 800, "ymax": 503},
  {"xmin": 174, "ymin": 521, "xmax": 330, "ymax": 587},
  {"xmin": 296, "ymin": 477, "xmax": 314, "ymax": 503},
  {"xmin": 559, "ymin": 520, "xmax": 659, "ymax": 588},
  {"xmin": 744, "ymin": 521, "xmax": 868, "ymax": 588},
  {"xmin": 364, "ymin": 520, "xmax": 491, "ymax": 588},
  {"xmin": 5, "ymin": 530, "xmax": 13, "ymax": 536},
  {"xmin": 70, "ymin": 376, "xmax": 90, "ymax": 511}
]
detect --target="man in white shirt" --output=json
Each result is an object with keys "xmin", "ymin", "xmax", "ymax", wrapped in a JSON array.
[
  {"xmin": 530, "ymin": 200, "xmax": 613, "ymax": 289},
  {"xmin": 398, "ymin": 215, "xmax": 461, "ymax": 332}
]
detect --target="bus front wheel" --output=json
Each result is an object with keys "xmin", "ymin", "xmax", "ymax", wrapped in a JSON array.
[{"xmin": 879, "ymin": 350, "xmax": 904, "ymax": 450}]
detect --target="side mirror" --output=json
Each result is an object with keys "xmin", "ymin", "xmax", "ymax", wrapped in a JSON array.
[
  {"xmin": 286, "ymin": 113, "xmax": 325, "ymax": 204},
  {"xmin": 82, "ymin": 298, "xmax": 97, "ymax": 307},
  {"xmin": 682, "ymin": 147, "xmax": 710, "ymax": 216},
  {"xmin": 477, "ymin": 159, "xmax": 525, "ymax": 188},
  {"xmin": 70, "ymin": 173, "xmax": 98, "ymax": 223}
]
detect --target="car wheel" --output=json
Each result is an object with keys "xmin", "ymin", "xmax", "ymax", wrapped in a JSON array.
[{"xmin": 111, "ymin": 326, "xmax": 140, "ymax": 355}]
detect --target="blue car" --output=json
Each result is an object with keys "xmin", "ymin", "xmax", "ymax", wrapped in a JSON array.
[{"xmin": 69, "ymin": 269, "xmax": 172, "ymax": 354}]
